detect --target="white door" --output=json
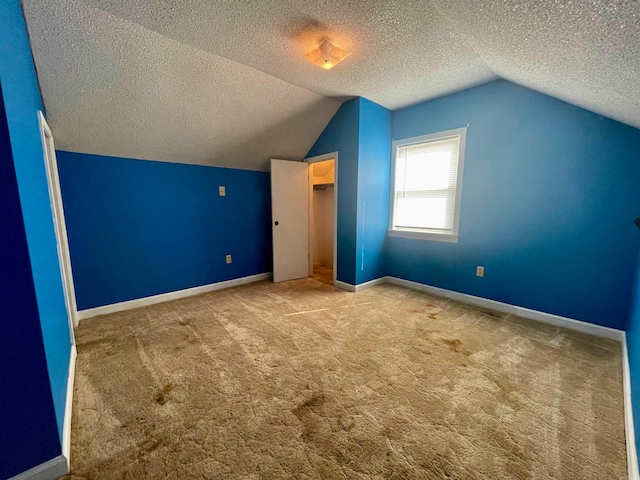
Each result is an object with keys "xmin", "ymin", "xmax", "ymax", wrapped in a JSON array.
[
  {"xmin": 39, "ymin": 112, "xmax": 78, "ymax": 333},
  {"xmin": 271, "ymin": 159, "xmax": 309, "ymax": 282}
]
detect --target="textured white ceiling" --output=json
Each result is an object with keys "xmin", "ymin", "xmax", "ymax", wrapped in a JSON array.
[
  {"xmin": 430, "ymin": 0, "xmax": 640, "ymax": 130},
  {"xmin": 23, "ymin": 0, "xmax": 640, "ymax": 170},
  {"xmin": 76, "ymin": 0, "xmax": 498, "ymax": 109},
  {"xmin": 75, "ymin": 0, "xmax": 640, "ymax": 127},
  {"xmin": 23, "ymin": 0, "xmax": 341, "ymax": 170}
]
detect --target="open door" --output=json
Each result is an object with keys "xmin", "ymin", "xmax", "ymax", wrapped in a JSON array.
[
  {"xmin": 271, "ymin": 159, "xmax": 309, "ymax": 282},
  {"xmin": 38, "ymin": 112, "xmax": 78, "ymax": 332}
]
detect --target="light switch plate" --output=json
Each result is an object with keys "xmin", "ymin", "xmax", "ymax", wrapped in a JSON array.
[{"xmin": 219, "ymin": 186, "xmax": 226, "ymax": 196}]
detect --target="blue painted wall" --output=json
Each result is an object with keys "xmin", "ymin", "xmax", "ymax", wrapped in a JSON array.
[
  {"xmin": 1, "ymin": 0, "xmax": 71, "ymax": 448},
  {"xmin": 56, "ymin": 151, "xmax": 272, "ymax": 310},
  {"xmin": 356, "ymin": 98, "xmax": 391, "ymax": 284},
  {"xmin": 388, "ymin": 80, "xmax": 640, "ymax": 329},
  {"xmin": 0, "ymin": 83, "xmax": 61, "ymax": 478},
  {"xmin": 307, "ymin": 98, "xmax": 360, "ymax": 285}
]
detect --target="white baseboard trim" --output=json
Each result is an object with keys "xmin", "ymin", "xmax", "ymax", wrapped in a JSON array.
[
  {"xmin": 7, "ymin": 348, "xmax": 76, "ymax": 480},
  {"xmin": 386, "ymin": 276, "xmax": 624, "ymax": 341},
  {"xmin": 386, "ymin": 276, "xmax": 635, "ymax": 475},
  {"xmin": 353, "ymin": 277, "xmax": 387, "ymax": 292},
  {"xmin": 333, "ymin": 280, "xmax": 356, "ymax": 292},
  {"xmin": 77, "ymin": 273, "xmax": 272, "ymax": 321},
  {"xmin": 334, "ymin": 277, "xmax": 387, "ymax": 293},
  {"xmin": 62, "ymin": 344, "xmax": 77, "ymax": 463},
  {"xmin": 622, "ymin": 335, "xmax": 640, "ymax": 480},
  {"xmin": 8, "ymin": 455, "xmax": 68, "ymax": 480},
  {"xmin": 334, "ymin": 275, "xmax": 623, "ymax": 341}
]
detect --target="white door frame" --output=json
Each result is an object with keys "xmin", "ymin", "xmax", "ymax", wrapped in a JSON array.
[
  {"xmin": 38, "ymin": 111, "xmax": 78, "ymax": 332},
  {"xmin": 305, "ymin": 152, "xmax": 338, "ymax": 286}
]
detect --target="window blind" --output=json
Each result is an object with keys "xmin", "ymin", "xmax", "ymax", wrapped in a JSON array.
[{"xmin": 394, "ymin": 136, "xmax": 460, "ymax": 232}]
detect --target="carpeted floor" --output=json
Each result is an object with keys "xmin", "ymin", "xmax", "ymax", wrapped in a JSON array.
[{"xmin": 67, "ymin": 272, "xmax": 627, "ymax": 479}]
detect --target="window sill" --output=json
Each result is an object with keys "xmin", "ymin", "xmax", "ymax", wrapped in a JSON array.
[{"xmin": 387, "ymin": 228, "xmax": 459, "ymax": 243}]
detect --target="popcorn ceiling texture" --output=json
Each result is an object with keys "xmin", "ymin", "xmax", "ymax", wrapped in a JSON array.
[
  {"xmin": 77, "ymin": 0, "xmax": 497, "ymax": 110},
  {"xmin": 431, "ymin": 0, "xmax": 640, "ymax": 130},
  {"xmin": 23, "ymin": 0, "xmax": 640, "ymax": 169},
  {"xmin": 22, "ymin": 0, "xmax": 341, "ymax": 170}
]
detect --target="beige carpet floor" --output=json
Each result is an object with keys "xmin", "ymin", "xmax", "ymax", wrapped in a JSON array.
[{"xmin": 67, "ymin": 271, "xmax": 627, "ymax": 479}]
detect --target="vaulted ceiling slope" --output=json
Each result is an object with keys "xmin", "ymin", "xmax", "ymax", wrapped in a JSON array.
[
  {"xmin": 24, "ymin": 0, "xmax": 640, "ymax": 171},
  {"xmin": 23, "ymin": 0, "xmax": 341, "ymax": 171}
]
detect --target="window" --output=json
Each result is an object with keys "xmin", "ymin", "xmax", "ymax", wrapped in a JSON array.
[{"xmin": 389, "ymin": 127, "xmax": 466, "ymax": 243}]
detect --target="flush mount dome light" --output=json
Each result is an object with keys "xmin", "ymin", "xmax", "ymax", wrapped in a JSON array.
[{"xmin": 304, "ymin": 39, "xmax": 351, "ymax": 69}]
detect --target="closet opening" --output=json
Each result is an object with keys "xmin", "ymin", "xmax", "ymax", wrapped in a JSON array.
[{"xmin": 306, "ymin": 156, "xmax": 336, "ymax": 286}]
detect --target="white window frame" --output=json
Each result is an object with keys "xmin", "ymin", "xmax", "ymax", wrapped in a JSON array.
[{"xmin": 388, "ymin": 127, "xmax": 467, "ymax": 243}]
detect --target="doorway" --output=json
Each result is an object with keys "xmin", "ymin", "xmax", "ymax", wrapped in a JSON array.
[
  {"xmin": 305, "ymin": 153, "xmax": 337, "ymax": 286},
  {"xmin": 270, "ymin": 152, "xmax": 338, "ymax": 285},
  {"xmin": 38, "ymin": 111, "xmax": 78, "ymax": 332}
]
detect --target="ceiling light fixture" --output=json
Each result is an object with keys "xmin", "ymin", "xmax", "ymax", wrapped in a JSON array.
[{"xmin": 304, "ymin": 39, "xmax": 350, "ymax": 69}]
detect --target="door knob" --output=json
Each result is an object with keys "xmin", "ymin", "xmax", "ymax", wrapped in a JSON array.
[{"xmin": 274, "ymin": 221, "xmax": 279, "ymax": 225}]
